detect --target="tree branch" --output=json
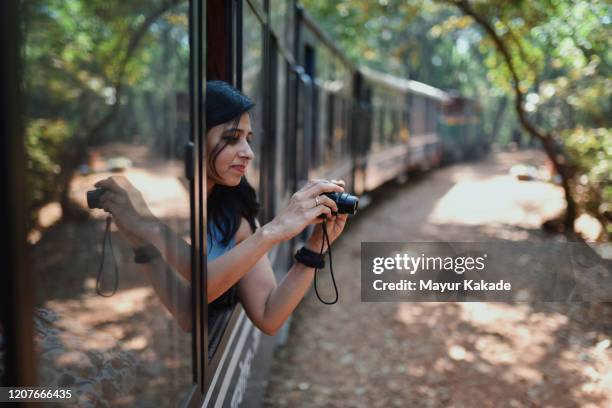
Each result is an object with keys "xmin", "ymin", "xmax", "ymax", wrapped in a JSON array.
[
  {"xmin": 88, "ymin": 0, "xmax": 181, "ymax": 143},
  {"xmin": 447, "ymin": 0, "xmax": 577, "ymax": 229}
]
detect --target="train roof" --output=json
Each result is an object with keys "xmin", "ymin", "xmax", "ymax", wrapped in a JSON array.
[{"xmin": 360, "ymin": 66, "xmax": 449, "ymax": 102}]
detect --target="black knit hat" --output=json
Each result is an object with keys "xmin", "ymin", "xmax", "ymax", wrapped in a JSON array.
[{"xmin": 206, "ymin": 80, "xmax": 255, "ymax": 131}]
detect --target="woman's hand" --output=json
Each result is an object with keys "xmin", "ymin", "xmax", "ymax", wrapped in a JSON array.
[
  {"xmin": 95, "ymin": 176, "xmax": 158, "ymax": 247},
  {"xmin": 263, "ymin": 179, "xmax": 345, "ymax": 244},
  {"xmin": 305, "ymin": 179, "xmax": 348, "ymax": 253}
]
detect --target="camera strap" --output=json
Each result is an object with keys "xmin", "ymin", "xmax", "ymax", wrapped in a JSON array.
[
  {"xmin": 313, "ymin": 222, "xmax": 338, "ymax": 304},
  {"xmin": 96, "ymin": 216, "xmax": 119, "ymax": 297}
]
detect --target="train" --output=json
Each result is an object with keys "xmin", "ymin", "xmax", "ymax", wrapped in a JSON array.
[
  {"xmin": 205, "ymin": 1, "xmax": 488, "ymax": 407},
  {"xmin": 1, "ymin": 0, "xmax": 488, "ymax": 407}
]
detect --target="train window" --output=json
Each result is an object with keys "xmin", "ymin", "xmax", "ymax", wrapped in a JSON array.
[
  {"xmin": 248, "ymin": 0, "xmax": 265, "ymax": 17},
  {"xmin": 311, "ymin": 83, "xmax": 321, "ymax": 168},
  {"xmin": 269, "ymin": 0, "xmax": 288, "ymax": 46},
  {"xmin": 426, "ymin": 99, "xmax": 434, "ymax": 133},
  {"xmin": 339, "ymin": 97, "xmax": 349, "ymax": 157},
  {"xmin": 242, "ymin": 2, "xmax": 264, "ymax": 194},
  {"xmin": 274, "ymin": 53, "xmax": 290, "ymax": 202},
  {"xmin": 401, "ymin": 108, "xmax": 411, "ymax": 142},
  {"xmin": 381, "ymin": 105, "xmax": 391, "ymax": 145},
  {"xmin": 313, "ymin": 87, "xmax": 329, "ymax": 168},
  {"xmin": 334, "ymin": 95, "xmax": 347, "ymax": 160},
  {"xmin": 377, "ymin": 106, "xmax": 386, "ymax": 148},
  {"xmin": 370, "ymin": 104, "xmax": 377, "ymax": 151},
  {"xmin": 23, "ymin": 1, "xmax": 193, "ymax": 406},
  {"xmin": 325, "ymin": 92, "xmax": 335, "ymax": 160},
  {"xmin": 411, "ymin": 95, "xmax": 426, "ymax": 136}
]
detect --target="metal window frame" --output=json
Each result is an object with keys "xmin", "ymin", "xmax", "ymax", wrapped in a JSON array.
[{"xmin": 0, "ymin": 0, "xmax": 37, "ymax": 397}]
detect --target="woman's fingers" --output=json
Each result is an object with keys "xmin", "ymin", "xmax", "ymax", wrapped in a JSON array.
[
  {"xmin": 301, "ymin": 180, "xmax": 344, "ymax": 198},
  {"xmin": 100, "ymin": 191, "xmax": 122, "ymax": 205},
  {"xmin": 318, "ymin": 194, "xmax": 338, "ymax": 213},
  {"xmin": 307, "ymin": 204, "xmax": 332, "ymax": 221},
  {"xmin": 100, "ymin": 198, "xmax": 116, "ymax": 214},
  {"xmin": 94, "ymin": 176, "xmax": 127, "ymax": 195},
  {"xmin": 300, "ymin": 178, "xmax": 328, "ymax": 190},
  {"xmin": 330, "ymin": 179, "xmax": 346, "ymax": 188},
  {"xmin": 300, "ymin": 194, "xmax": 338, "ymax": 213}
]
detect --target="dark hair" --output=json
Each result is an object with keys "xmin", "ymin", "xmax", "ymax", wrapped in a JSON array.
[{"xmin": 206, "ymin": 81, "xmax": 260, "ymax": 246}]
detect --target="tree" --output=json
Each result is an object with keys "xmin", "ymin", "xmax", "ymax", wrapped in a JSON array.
[
  {"xmin": 23, "ymin": 0, "xmax": 185, "ymax": 225},
  {"xmin": 303, "ymin": 0, "xmax": 611, "ymax": 238}
]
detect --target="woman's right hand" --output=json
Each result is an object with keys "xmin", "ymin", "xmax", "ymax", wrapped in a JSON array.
[
  {"xmin": 263, "ymin": 179, "xmax": 344, "ymax": 243},
  {"xmin": 96, "ymin": 176, "xmax": 157, "ymax": 247}
]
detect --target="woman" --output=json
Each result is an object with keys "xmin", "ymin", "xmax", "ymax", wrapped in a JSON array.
[{"xmin": 96, "ymin": 80, "xmax": 349, "ymax": 336}]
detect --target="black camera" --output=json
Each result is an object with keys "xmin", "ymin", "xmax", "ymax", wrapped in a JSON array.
[
  {"xmin": 87, "ymin": 187, "xmax": 106, "ymax": 209},
  {"xmin": 323, "ymin": 192, "xmax": 359, "ymax": 215}
]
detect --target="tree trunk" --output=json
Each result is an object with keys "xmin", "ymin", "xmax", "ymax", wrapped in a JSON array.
[
  {"xmin": 451, "ymin": 0, "xmax": 577, "ymax": 231},
  {"xmin": 58, "ymin": 0, "xmax": 180, "ymax": 219}
]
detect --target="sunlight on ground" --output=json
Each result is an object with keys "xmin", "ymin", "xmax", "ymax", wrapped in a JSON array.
[
  {"xmin": 45, "ymin": 287, "xmax": 156, "ymax": 351},
  {"xmin": 427, "ymin": 175, "xmax": 565, "ymax": 229},
  {"xmin": 394, "ymin": 302, "xmax": 611, "ymax": 405}
]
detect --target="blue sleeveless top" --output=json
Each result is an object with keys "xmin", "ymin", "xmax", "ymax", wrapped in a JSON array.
[
  {"xmin": 207, "ymin": 221, "xmax": 236, "ymax": 261},
  {"xmin": 207, "ymin": 221, "xmax": 239, "ymax": 357}
]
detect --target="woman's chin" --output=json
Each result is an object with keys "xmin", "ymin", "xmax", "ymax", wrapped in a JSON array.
[{"xmin": 227, "ymin": 176, "xmax": 243, "ymax": 186}]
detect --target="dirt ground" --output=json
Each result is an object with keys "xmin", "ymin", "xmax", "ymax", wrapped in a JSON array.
[{"xmin": 264, "ymin": 149, "xmax": 612, "ymax": 408}]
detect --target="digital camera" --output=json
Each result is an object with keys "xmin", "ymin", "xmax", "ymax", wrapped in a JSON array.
[
  {"xmin": 323, "ymin": 192, "xmax": 359, "ymax": 215},
  {"xmin": 87, "ymin": 187, "xmax": 106, "ymax": 209}
]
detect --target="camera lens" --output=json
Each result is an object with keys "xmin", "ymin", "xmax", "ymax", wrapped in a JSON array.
[
  {"xmin": 324, "ymin": 192, "xmax": 359, "ymax": 215},
  {"xmin": 86, "ymin": 187, "xmax": 105, "ymax": 209}
]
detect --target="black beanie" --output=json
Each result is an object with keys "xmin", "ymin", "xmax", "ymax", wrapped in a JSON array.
[{"xmin": 206, "ymin": 80, "xmax": 255, "ymax": 131}]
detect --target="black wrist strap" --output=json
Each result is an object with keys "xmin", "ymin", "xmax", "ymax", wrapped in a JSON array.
[
  {"xmin": 314, "ymin": 222, "xmax": 338, "ymax": 304},
  {"xmin": 294, "ymin": 222, "xmax": 338, "ymax": 305},
  {"xmin": 295, "ymin": 246, "xmax": 325, "ymax": 269},
  {"xmin": 133, "ymin": 243, "xmax": 160, "ymax": 264},
  {"xmin": 96, "ymin": 216, "xmax": 119, "ymax": 297}
]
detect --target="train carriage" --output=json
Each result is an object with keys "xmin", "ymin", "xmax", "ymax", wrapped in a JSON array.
[
  {"xmin": 439, "ymin": 93, "xmax": 487, "ymax": 162},
  {"xmin": 353, "ymin": 67, "xmax": 449, "ymax": 195}
]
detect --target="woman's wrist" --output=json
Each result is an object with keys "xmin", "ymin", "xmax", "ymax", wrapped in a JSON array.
[
  {"xmin": 135, "ymin": 218, "xmax": 163, "ymax": 248},
  {"xmin": 259, "ymin": 223, "xmax": 282, "ymax": 247},
  {"xmin": 305, "ymin": 237, "xmax": 326, "ymax": 253}
]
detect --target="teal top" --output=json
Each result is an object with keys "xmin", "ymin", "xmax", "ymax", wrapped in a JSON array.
[
  {"xmin": 207, "ymin": 220, "xmax": 236, "ymax": 261},
  {"xmin": 206, "ymin": 220, "xmax": 239, "ymax": 357}
]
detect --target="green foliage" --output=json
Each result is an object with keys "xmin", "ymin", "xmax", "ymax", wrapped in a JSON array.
[
  {"xmin": 565, "ymin": 127, "xmax": 612, "ymax": 239},
  {"xmin": 302, "ymin": 0, "xmax": 611, "ymax": 238},
  {"xmin": 23, "ymin": 0, "xmax": 188, "ymax": 227},
  {"xmin": 25, "ymin": 119, "xmax": 72, "ymax": 225}
]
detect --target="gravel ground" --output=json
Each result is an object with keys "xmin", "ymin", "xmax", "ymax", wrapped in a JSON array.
[{"xmin": 264, "ymin": 150, "xmax": 612, "ymax": 408}]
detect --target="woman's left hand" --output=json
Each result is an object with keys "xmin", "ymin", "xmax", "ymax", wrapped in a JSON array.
[{"xmin": 305, "ymin": 180, "xmax": 349, "ymax": 253}]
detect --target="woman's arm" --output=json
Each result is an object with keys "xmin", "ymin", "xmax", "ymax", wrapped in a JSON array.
[
  {"xmin": 236, "ymin": 211, "xmax": 348, "ymax": 336},
  {"xmin": 136, "ymin": 258, "xmax": 192, "ymax": 332},
  {"xmin": 236, "ymin": 252, "xmax": 315, "ymax": 336},
  {"xmin": 97, "ymin": 176, "xmax": 346, "ymax": 310},
  {"xmin": 135, "ymin": 216, "xmax": 278, "ymax": 303}
]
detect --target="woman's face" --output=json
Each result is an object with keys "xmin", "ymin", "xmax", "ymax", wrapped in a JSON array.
[{"xmin": 206, "ymin": 113, "xmax": 254, "ymax": 187}]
